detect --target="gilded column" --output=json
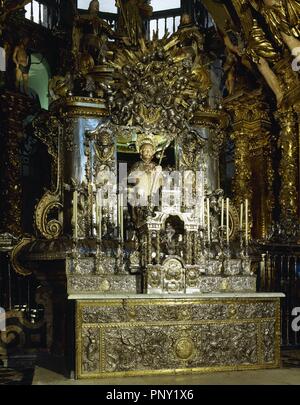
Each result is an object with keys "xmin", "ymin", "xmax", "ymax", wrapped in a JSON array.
[
  {"xmin": 248, "ymin": 129, "xmax": 273, "ymax": 239},
  {"xmin": 265, "ymin": 144, "xmax": 275, "ymax": 234},
  {"xmin": 276, "ymin": 108, "xmax": 298, "ymax": 223},
  {"xmin": 226, "ymin": 90, "xmax": 273, "ymax": 239},
  {"xmin": 231, "ymin": 130, "xmax": 252, "ymax": 204}
]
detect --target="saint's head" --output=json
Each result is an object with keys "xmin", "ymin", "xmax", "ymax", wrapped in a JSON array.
[
  {"xmin": 140, "ymin": 143, "xmax": 155, "ymax": 163},
  {"xmin": 136, "ymin": 135, "xmax": 157, "ymax": 164},
  {"xmin": 180, "ymin": 13, "xmax": 192, "ymax": 26},
  {"xmin": 88, "ymin": 0, "xmax": 100, "ymax": 15},
  {"xmin": 20, "ymin": 37, "xmax": 30, "ymax": 47}
]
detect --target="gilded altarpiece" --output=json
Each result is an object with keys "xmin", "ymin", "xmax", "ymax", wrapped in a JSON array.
[{"xmin": 2, "ymin": 0, "xmax": 289, "ymax": 378}]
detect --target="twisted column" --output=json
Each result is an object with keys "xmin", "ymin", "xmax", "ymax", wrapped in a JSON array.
[
  {"xmin": 231, "ymin": 130, "xmax": 252, "ymax": 204},
  {"xmin": 276, "ymin": 109, "xmax": 298, "ymax": 223}
]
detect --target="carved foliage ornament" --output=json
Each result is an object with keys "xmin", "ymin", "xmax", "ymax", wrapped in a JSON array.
[
  {"xmin": 32, "ymin": 112, "xmax": 59, "ymax": 163},
  {"xmin": 109, "ymin": 33, "xmax": 211, "ymax": 135},
  {"xmin": 34, "ymin": 190, "xmax": 63, "ymax": 240},
  {"xmin": 32, "ymin": 112, "xmax": 63, "ymax": 239},
  {"xmin": 11, "ymin": 236, "xmax": 35, "ymax": 276}
]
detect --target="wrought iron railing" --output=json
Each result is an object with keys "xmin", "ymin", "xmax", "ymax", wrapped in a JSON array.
[
  {"xmin": 257, "ymin": 245, "xmax": 300, "ymax": 347},
  {"xmin": 0, "ymin": 252, "xmax": 42, "ymax": 324}
]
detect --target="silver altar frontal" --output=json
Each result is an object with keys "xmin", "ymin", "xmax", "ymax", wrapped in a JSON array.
[{"xmin": 73, "ymin": 293, "xmax": 283, "ymax": 379}]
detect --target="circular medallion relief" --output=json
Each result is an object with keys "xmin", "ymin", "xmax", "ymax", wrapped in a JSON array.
[{"xmin": 174, "ymin": 338, "xmax": 195, "ymax": 360}]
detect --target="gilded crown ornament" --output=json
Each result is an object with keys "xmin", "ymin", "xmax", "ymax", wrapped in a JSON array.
[{"xmin": 135, "ymin": 134, "xmax": 158, "ymax": 153}]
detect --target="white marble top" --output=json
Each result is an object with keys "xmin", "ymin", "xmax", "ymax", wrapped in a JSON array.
[{"xmin": 68, "ymin": 292, "xmax": 285, "ymax": 300}]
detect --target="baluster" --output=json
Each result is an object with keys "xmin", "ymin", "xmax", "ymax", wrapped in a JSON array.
[
  {"xmin": 173, "ymin": 16, "xmax": 175, "ymax": 33},
  {"xmin": 0, "ymin": 257, "xmax": 1, "ymax": 308},
  {"xmin": 290, "ymin": 256, "xmax": 295, "ymax": 346},
  {"xmin": 280, "ymin": 254, "xmax": 284, "ymax": 292},
  {"xmin": 261, "ymin": 252, "xmax": 268, "ymax": 291},
  {"xmin": 282, "ymin": 254, "xmax": 288, "ymax": 345},
  {"xmin": 259, "ymin": 253, "xmax": 264, "ymax": 292},
  {"xmin": 156, "ymin": 231, "xmax": 160, "ymax": 265},
  {"xmin": 38, "ymin": 1, "xmax": 41, "ymax": 25},
  {"xmin": 47, "ymin": 5, "xmax": 50, "ymax": 28},
  {"xmin": 8, "ymin": 256, "xmax": 12, "ymax": 310},
  {"xmin": 17, "ymin": 276, "xmax": 21, "ymax": 308},
  {"xmin": 286, "ymin": 255, "xmax": 290, "ymax": 345},
  {"xmin": 148, "ymin": 230, "xmax": 152, "ymax": 265},
  {"xmin": 30, "ymin": 1, "xmax": 34, "ymax": 21},
  {"xmin": 27, "ymin": 278, "xmax": 30, "ymax": 316},
  {"xmin": 264, "ymin": 252, "xmax": 268, "ymax": 290},
  {"xmin": 295, "ymin": 257, "xmax": 299, "ymax": 346},
  {"xmin": 267, "ymin": 253, "xmax": 272, "ymax": 291}
]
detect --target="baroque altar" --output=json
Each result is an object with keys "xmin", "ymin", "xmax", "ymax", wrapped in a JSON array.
[{"xmin": 9, "ymin": 1, "xmax": 284, "ymax": 378}]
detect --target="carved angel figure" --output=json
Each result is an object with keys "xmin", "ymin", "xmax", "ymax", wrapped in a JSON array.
[
  {"xmin": 222, "ymin": 18, "xmax": 284, "ymax": 105},
  {"xmin": 116, "ymin": 0, "xmax": 153, "ymax": 46},
  {"xmin": 246, "ymin": 19, "xmax": 284, "ymax": 105},
  {"xmin": 72, "ymin": 0, "xmax": 115, "ymax": 66},
  {"xmin": 48, "ymin": 73, "xmax": 73, "ymax": 101},
  {"xmin": 13, "ymin": 36, "xmax": 31, "ymax": 94},
  {"xmin": 244, "ymin": 0, "xmax": 300, "ymax": 51}
]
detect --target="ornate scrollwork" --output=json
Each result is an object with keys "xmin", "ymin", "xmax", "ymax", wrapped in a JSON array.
[
  {"xmin": 11, "ymin": 236, "xmax": 35, "ymax": 276},
  {"xmin": 34, "ymin": 191, "xmax": 63, "ymax": 240},
  {"xmin": 32, "ymin": 112, "xmax": 60, "ymax": 163},
  {"xmin": 33, "ymin": 114, "xmax": 63, "ymax": 240}
]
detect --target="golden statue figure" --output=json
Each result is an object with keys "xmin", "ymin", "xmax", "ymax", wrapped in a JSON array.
[
  {"xmin": 175, "ymin": 14, "xmax": 211, "ymax": 91},
  {"xmin": 245, "ymin": 0, "xmax": 300, "ymax": 51},
  {"xmin": 175, "ymin": 14, "xmax": 205, "ymax": 53},
  {"xmin": 72, "ymin": 0, "xmax": 115, "ymax": 66},
  {"xmin": 128, "ymin": 135, "xmax": 162, "ymax": 211},
  {"xmin": 220, "ymin": 21, "xmax": 284, "ymax": 103},
  {"xmin": 48, "ymin": 73, "xmax": 73, "ymax": 101},
  {"xmin": 246, "ymin": 19, "xmax": 284, "ymax": 105},
  {"xmin": 220, "ymin": 30, "xmax": 242, "ymax": 96},
  {"xmin": 13, "ymin": 37, "xmax": 30, "ymax": 94},
  {"xmin": 116, "ymin": 0, "xmax": 153, "ymax": 46}
]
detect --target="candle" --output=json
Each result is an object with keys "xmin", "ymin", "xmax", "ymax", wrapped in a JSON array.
[
  {"xmin": 201, "ymin": 196, "xmax": 205, "ymax": 226},
  {"xmin": 240, "ymin": 203, "xmax": 243, "ymax": 231},
  {"xmin": 118, "ymin": 194, "xmax": 121, "ymax": 238},
  {"xmin": 245, "ymin": 198, "xmax": 248, "ymax": 244},
  {"xmin": 221, "ymin": 198, "xmax": 224, "ymax": 229},
  {"xmin": 98, "ymin": 191, "xmax": 102, "ymax": 241},
  {"xmin": 89, "ymin": 183, "xmax": 93, "ymax": 233},
  {"xmin": 73, "ymin": 190, "xmax": 78, "ymax": 239},
  {"xmin": 226, "ymin": 198, "xmax": 229, "ymax": 245},
  {"xmin": 118, "ymin": 193, "xmax": 124, "ymax": 242},
  {"xmin": 200, "ymin": 196, "xmax": 204, "ymax": 226},
  {"xmin": 207, "ymin": 198, "xmax": 210, "ymax": 243},
  {"xmin": 120, "ymin": 193, "xmax": 124, "ymax": 242}
]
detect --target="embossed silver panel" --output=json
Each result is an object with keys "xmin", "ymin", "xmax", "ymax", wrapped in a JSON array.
[{"xmin": 76, "ymin": 296, "xmax": 281, "ymax": 378}]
